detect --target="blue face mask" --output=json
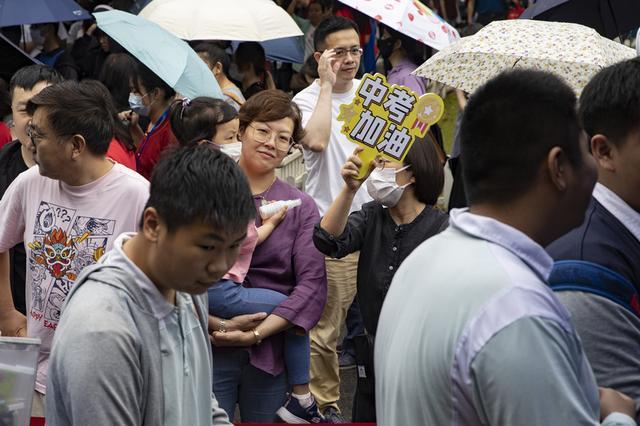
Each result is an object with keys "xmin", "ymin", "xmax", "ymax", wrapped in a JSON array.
[{"xmin": 128, "ymin": 92, "xmax": 150, "ymax": 117}]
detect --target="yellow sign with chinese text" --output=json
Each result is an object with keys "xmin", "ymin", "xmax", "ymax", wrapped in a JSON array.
[{"xmin": 338, "ymin": 73, "xmax": 444, "ymax": 179}]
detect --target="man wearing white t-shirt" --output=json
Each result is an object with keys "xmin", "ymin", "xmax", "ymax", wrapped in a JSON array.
[
  {"xmin": 0, "ymin": 80, "xmax": 149, "ymax": 416},
  {"xmin": 293, "ymin": 16, "xmax": 371, "ymax": 421}
]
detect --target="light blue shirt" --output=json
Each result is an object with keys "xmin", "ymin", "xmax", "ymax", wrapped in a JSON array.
[{"xmin": 375, "ymin": 209, "xmax": 635, "ymax": 426}]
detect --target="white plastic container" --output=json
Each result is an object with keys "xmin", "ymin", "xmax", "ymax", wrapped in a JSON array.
[
  {"xmin": 259, "ymin": 199, "xmax": 302, "ymax": 219},
  {"xmin": 0, "ymin": 336, "xmax": 40, "ymax": 426}
]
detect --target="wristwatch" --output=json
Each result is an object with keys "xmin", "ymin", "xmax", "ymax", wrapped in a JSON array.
[{"xmin": 218, "ymin": 320, "xmax": 226, "ymax": 333}]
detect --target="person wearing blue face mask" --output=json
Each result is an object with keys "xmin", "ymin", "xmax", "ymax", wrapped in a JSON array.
[
  {"xmin": 312, "ymin": 133, "xmax": 448, "ymax": 421},
  {"xmin": 120, "ymin": 59, "xmax": 177, "ymax": 180}
]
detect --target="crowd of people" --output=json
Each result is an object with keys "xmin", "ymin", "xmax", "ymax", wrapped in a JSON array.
[{"xmin": 0, "ymin": 0, "xmax": 639, "ymax": 425}]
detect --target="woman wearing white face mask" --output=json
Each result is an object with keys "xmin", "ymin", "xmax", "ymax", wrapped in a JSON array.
[
  {"xmin": 120, "ymin": 60, "xmax": 177, "ymax": 180},
  {"xmin": 312, "ymin": 134, "xmax": 448, "ymax": 422}
]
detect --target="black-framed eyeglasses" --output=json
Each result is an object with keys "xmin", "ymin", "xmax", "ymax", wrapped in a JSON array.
[
  {"xmin": 323, "ymin": 47, "xmax": 364, "ymax": 59},
  {"xmin": 248, "ymin": 124, "xmax": 293, "ymax": 153}
]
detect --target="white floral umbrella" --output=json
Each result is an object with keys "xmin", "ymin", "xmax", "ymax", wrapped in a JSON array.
[{"xmin": 413, "ymin": 19, "xmax": 635, "ymax": 94}]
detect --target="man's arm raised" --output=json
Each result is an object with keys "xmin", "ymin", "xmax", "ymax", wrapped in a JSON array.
[{"xmin": 298, "ymin": 50, "xmax": 338, "ymax": 153}]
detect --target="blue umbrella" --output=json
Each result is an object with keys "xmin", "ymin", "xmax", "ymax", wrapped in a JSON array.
[
  {"xmin": 95, "ymin": 10, "xmax": 222, "ymax": 100},
  {"xmin": 231, "ymin": 37, "xmax": 304, "ymax": 64},
  {"xmin": 0, "ymin": 31, "xmax": 40, "ymax": 80},
  {"xmin": 0, "ymin": 0, "xmax": 90, "ymax": 27}
]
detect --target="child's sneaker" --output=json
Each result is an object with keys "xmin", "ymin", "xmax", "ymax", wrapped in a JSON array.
[{"xmin": 276, "ymin": 394, "xmax": 328, "ymax": 424}]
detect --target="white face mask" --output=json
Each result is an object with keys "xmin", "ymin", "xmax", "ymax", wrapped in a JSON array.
[
  {"xmin": 218, "ymin": 141, "xmax": 242, "ymax": 162},
  {"xmin": 128, "ymin": 92, "xmax": 150, "ymax": 117},
  {"xmin": 366, "ymin": 165, "xmax": 411, "ymax": 207}
]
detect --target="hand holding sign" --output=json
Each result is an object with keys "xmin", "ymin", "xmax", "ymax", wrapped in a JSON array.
[
  {"xmin": 338, "ymin": 73, "xmax": 444, "ymax": 179},
  {"xmin": 341, "ymin": 147, "xmax": 379, "ymax": 191}
]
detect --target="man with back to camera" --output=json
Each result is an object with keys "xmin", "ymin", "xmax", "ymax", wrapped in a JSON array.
[{"xmin": 375, "ymin": 69, "xmax": 637, "ymax": 426}]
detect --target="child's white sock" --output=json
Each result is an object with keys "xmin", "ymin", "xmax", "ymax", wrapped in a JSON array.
[{"xmin": 292, "ymin": 391, "xmax": 314, "ymax": 408}]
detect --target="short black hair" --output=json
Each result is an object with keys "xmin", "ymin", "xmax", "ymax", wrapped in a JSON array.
[
  {"xmin": 133, "ymin": 59, "xmax": 176, "ymax": 101},
  {"xmin": 314, "ymin": 16, "xmax": 359, "ymax": 51},
  {"xmin": 9, "ymin": 65, "xmax": 64, "ymax": 99},
  {"xmin": 147, "ymin": 145, "xmax": 255, "ymax": 234},
  {"xmin": 26, "ymin": 80, "xmax": 115, "ymax": 156},
  {"xmin": 579, "ymin": 57, "xmax": 640, "ymax": 147},
  {"xmin": 403, "ymin": 133, "xmax": 444, "ymax": 205},
  {"xmin": 194, "ymin": 43, "xmax": 231, "ymax": 77},
  {"xmin": 460, "ymin": 69, "xmax": 582, "ymax": 204},
  {"xmin": 169, "ymin": 97, "xmax": 237, "ymax": 147}
]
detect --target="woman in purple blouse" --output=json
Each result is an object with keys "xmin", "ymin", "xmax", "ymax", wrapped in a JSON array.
[{"xmin": 210, "ymin": 90, "xmax": 327, "ymax": 422}]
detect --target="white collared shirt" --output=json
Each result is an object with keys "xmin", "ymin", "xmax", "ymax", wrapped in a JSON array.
[{"xmin": 593, "ymin": 183, "xmax": 640, "ymax": 243}]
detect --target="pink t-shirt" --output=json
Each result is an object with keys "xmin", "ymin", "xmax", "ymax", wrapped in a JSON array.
[
  {"xmin": 223, "ymin": 222, "xmax": 258, "ymax": 283},
  {"xmin": 0, "ymin": 163, "xmax": 149, "ymax": 394}
]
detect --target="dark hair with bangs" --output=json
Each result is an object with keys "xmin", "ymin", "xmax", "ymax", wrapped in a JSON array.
[
  {"xmin": 98, "ymin": 53, "xmax": 137, "ymax": 111},
  {"xmin": 146, "ymin": 145, "xmax": 255, "ymax": 234},
  {"xmin": 26, "ymin": 80, "xmax": 114, "ymax": 156},
  {"xmin": 235, "ymin": 42, "xmax": 267, "ymax": 80},
  {"xmin": 169, "ymin": 97, "xmax": 238, "ymax": 147},
  {"xmin": 132, "ymin": 59, "xmax": 175, "ymax": 101},
  {"xmin": 403, "ymin": 133, "xmax": 444, "ymax": 205},
  {"xmin": 238, "ymin": 90, "xmax": 305, "ymax": 143}
]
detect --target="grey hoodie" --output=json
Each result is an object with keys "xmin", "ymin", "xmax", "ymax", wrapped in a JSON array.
[{"xmin": 45, "ymin": 262, "xmax": 231, "ymax": 426}]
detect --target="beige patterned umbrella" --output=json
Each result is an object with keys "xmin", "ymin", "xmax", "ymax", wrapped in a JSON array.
[{"xmin": 413, "ymin": 19, "xmax": 635, "ymax": 94}]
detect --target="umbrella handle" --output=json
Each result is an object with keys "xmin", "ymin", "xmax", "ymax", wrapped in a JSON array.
[{"xmin": 355, "ymin": 147, "xmax": 378, "ymax": 180}]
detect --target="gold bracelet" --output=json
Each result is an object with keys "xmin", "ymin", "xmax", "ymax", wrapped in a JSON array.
[{"xmin": 252, "ymin": 329, "xmax": 262, "ymax": 345}]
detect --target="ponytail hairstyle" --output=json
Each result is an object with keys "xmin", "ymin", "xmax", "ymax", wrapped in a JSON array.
[{"xmin": 169, "ymin": 96, "xmax": 238, "ymax": 147}]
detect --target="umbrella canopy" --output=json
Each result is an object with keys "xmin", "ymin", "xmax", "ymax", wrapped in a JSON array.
[
  {"xmin": 139, "ymin": 0, "xmax": 302, "ymax": 42},
  {"xmin": 230, "ymin": 38, "xmax": 304, "ymax": 64},
  {"xmin": 520, "ymin": 0, "xmax": 640, "ymax": 40},
  {"xmin": 0, "ymin": 0, "xmax": 90, "ymax": 27},
  {"xmin": 336, "ymin": 0, "xmax": 459, "ymax": 51},
  {"xmin": 413, "ymin": 20, "xmax": 635, "ymax": 95},
  {"xmin": 94, "ymin": 10, "xmax": 222, "ymax": 100},
  {"xmin": 0, "ymin": 31, "xmax": 39, "ymax": 81}
]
